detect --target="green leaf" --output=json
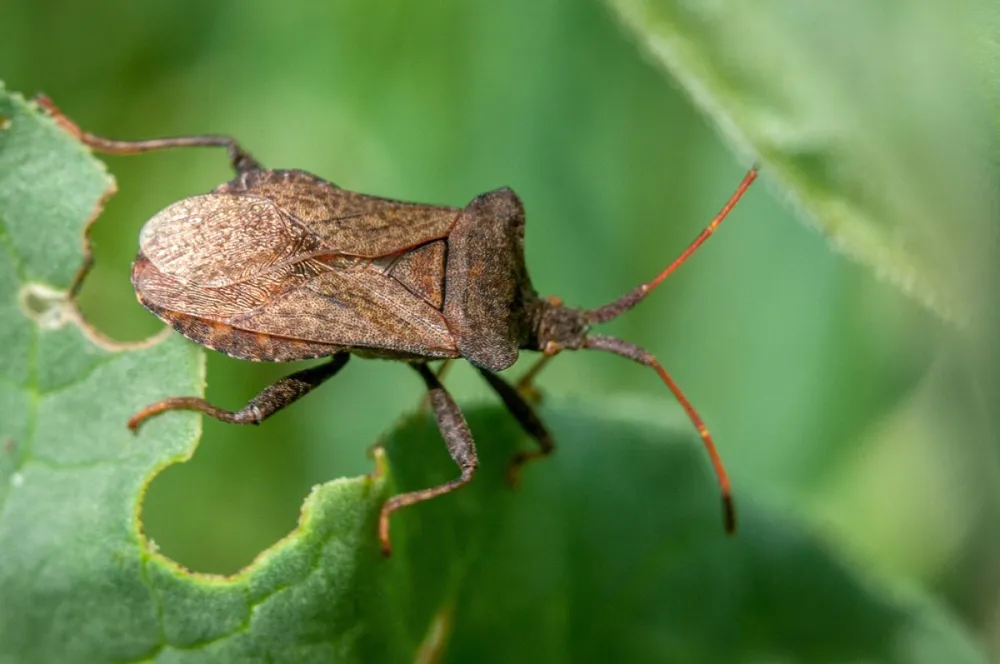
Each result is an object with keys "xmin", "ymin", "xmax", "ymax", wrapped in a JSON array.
[
  {"xmin": 607, "ymin": 0, "xmax": 998, "ymax": 325},
  {"xmin": 0, "ymin": 84, "xmax": 988, "ymax": 663},
  {"xmin": 388, "ymin": 404, "xmax": 990, "ymax": 664}
]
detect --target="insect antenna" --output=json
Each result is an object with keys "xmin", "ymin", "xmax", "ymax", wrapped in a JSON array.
[
  {"xmin": 581, "ymin": 166, "xmax": 758, "ymax": 535},
  {"xmin": 584, "ymin": 334, "xmax": 736, "ymax": 533},
  {"xmin": 584, "ymin": 167, "xmax": 758, "ymax": 324}
]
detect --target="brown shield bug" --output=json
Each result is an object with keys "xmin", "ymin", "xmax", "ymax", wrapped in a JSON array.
[{"xmin": 41, "ymin": 97, "xmax": 756, "ymax": 555}]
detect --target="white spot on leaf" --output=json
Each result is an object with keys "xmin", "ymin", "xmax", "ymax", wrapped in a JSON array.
[{"xmin": 18, "ymin": 283, "xmax": 70, "ymax": 330}]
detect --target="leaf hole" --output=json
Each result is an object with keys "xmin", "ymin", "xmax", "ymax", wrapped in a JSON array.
[{"xmin": 139, "ymin": 355, "xmax": 385, "ymax": 574}]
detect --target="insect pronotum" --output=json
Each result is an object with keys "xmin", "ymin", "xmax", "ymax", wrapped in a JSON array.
[{"xmin": 41, "ymin": 96, "xmax": 757, "ymax": 555}]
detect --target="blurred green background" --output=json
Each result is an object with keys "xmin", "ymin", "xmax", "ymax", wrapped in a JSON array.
[{"xmin": 3, "ymin": 0, "xmax": 997, "ymax": 656}]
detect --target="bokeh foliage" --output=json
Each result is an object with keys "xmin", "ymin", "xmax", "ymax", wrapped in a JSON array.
[{"xmin": 0, "ymin": 0, "xmax": 997, "ymax": 660}]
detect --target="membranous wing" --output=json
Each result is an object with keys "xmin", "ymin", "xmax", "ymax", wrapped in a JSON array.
[
  {"xmin": 139, "ymin": 169, "xmax": 459, "ymax": 287},
  {"xmin": 227, "ymin": 267, "xmax": 456, "ymax": 356},
  {"xmin": 133, "ymin": 169, "xmax": 459, "ymax": 361}
]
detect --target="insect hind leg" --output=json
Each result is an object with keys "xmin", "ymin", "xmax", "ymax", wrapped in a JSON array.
[
  {"xmin": 379, "ymin": 363, "xmax": 479, "ymax": 556},
  {"xmin": 476, "ymin": 367, "xmax": 554, "ymax": 485},
  {"xmin": 36, "ymin": 95, "xmax": 261, "ymax": 175},
  {"xmin": 128, "ymin": 354, "xmax": 349, "ymax": 431}
]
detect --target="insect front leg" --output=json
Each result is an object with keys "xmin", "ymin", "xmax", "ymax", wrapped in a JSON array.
[
  {"xmin": 476, "ymin": 367, "xmax": 554, "ymax": 485},
  {"xmin": 37, "ymin": 95, "xmax": 261, "ymax": 174},
  {"xmin": 514, "ymin": 353, "xmax": 556, "ymax": 403},
  {"xmin": 379, "ymin": 363, "xmax": 479, "ymax": 557},
  {"xmin": 128, "ymin": 354, "xmax": 350, "ymax": 431}
]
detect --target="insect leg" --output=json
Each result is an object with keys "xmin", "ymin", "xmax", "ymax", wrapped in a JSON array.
[
  {"xmin": 417, "ymin": 359, "xmax": 455, "ymax": 411},
  {"xmin": 127, "ymin": 354, "xmax": 350, "ymax": 431},
  {"xmin": 434, "ymin": 359, "xmax": 456, "ymax": 382},
  {"xmin": 476, "ymin": 367, "xmax": 554, "ymax": 485},
  {"xmin": 36, "ymin": 95, "xmax": 261, "ymax": 174},
  {"xmin": 514, "ymin": 353, "xmax": 555, "ymax": 402},
  {"xmin": 379, "ymin": 363, "xmax": 478, "ymax": 556}
]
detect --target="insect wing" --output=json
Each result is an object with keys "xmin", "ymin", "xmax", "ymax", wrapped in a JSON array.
[
  {"xmin": 138, "ymin": 193, "xmax": 323, "ymax": 287},
  {"xmin": 227, "ymin": 266, "xmax": 458, "ymax": 358},
  {"xmin": 218, "ymin": 169, "xmax": 461, "ymax": 258}
]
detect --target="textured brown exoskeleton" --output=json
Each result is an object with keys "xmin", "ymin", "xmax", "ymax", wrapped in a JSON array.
[{"xmin": 42, "ymin": 97, "xmax": 757, "ymax": 555}]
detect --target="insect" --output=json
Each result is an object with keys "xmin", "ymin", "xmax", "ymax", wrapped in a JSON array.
[{"xmin": 41, "ymin": 97, "xmax": 757, "ymax": 555}]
